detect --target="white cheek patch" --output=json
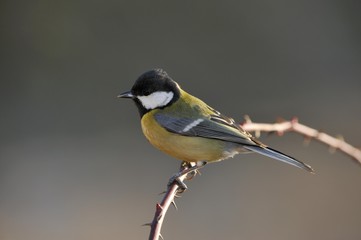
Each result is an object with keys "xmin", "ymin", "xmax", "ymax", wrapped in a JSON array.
[
  {"xmin": 137, "ymin": 91, "xmax": 174, "ymax": 110},
  {"xmin": 181, "ymin": 119, "xmax": 204, "ymax": 132}
]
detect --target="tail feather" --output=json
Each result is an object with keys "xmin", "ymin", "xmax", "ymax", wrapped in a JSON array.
[{"xmin": 244, "ymin": 145, "xmax": 314, "ymax": 173}]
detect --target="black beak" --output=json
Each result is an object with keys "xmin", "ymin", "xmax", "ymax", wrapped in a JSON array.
[{"xmin": 117, "ymin": 91, "xmax": 134, "ymax": 99}]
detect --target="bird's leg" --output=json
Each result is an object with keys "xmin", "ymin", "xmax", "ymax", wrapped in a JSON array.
[
  {"xmin": 184, "ymin": 162, "xmax": 204, "ymax": 180},
  {"xmin": 168, "ymin": 161, "xmax": 207, "ymax": 191}
]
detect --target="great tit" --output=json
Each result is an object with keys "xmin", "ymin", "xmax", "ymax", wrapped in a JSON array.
[{"xmin": 118, "ymin": 69, "xmax": 313, "ymax": 173}]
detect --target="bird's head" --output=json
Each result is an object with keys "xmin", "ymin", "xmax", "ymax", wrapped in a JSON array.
[{"xmin": 118, "ymin": 69, "xmax": 181, "ymax": 117}]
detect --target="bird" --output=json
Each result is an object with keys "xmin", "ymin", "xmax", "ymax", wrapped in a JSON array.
[{"xmin": 118, "ymin": 69, "xmax": 313, "ymax": 174}]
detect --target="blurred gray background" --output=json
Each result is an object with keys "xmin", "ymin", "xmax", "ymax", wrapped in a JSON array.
[{"xmin": 1, "ymin": 0, "xmax": 361, "ymax": 239}]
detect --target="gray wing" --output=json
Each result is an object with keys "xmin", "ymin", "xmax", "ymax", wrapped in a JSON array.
[
  {"xmin": 154, "ymin": 112, "xmax": 314, "ymax": 172},
  {"xmin": 154, "ymin": 112, "xmax": 257, "ymax": 146}
]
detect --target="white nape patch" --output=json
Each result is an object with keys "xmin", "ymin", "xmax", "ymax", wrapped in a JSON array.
[
  {"xmin": 181, "ymin": 119, "xmax": 204, "ymax": 132},
  {"xmin": 137, "ymin": 91, "xmax": 174, "ymax": 110}
]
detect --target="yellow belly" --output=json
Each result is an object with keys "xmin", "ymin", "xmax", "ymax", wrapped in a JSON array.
[{"xmin": 141, "ymin": 111, "xmax": 227, "ymax": 162}]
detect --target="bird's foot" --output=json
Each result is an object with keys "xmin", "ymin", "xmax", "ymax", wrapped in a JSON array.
[{"xmin": 167, "ymin": 161, "xmax": 207, "ymax": 192}]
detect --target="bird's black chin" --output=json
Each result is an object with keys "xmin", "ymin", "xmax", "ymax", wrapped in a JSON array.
[{"xmin": 133, "ymin": 100, "xmax": 149, "ymax": 118}]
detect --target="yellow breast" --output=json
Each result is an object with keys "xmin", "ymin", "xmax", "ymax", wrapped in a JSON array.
[{"xmin": 140, "ymin": 111, "xmax": 226, "ymax": 162}]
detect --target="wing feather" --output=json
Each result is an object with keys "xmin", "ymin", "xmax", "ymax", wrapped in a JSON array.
[
  {"xmin": 154, "ymin": 110, "xmax": 313, "ymax": 173},
  {"xmin": 154, "ymin": 112, "xmax": 256, "ymax": 146}
]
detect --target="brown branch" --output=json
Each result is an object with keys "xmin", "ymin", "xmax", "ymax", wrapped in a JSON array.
[
  {"xmin": 148, "ymin": 117, "xmax": 361, "ymax": 239},
  {"xmin": 241, "ymin": 116, "xmax": 361, "ymax": 165},
  {"xmin": 149, "ymin": 163, "xmax": 190, "ymax": 240}
]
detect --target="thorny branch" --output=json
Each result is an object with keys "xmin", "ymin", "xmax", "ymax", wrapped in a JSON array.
[
  {"xmin": 241, "ymin": 116, "xmax": 361, "ymax": 165},
  {"xmin": 148, "ymin": 163, "xmax": 192, "ymax": 240},
  {"xmin": 148, "ymin": 117, "xmax": 361, "ymax": 240}
]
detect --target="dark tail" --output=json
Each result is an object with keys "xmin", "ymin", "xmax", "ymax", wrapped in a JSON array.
[{"xmin": 244, "ymin": 145, "xmax": 314, "ymax": 173}]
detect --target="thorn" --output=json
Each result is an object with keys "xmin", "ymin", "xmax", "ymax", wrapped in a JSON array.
[
  {"xmin": 276, "ymin": 131, "xmax": 284, "ymax": 136},
  {"xmin": 255, "ymin": 130, "xmax": 261, "ymax": 138},
  {"xmin": 155, "ymin": 203, "xmax": 163, "ymax": 221},
  {"xmin": 158, "ymin": 190, "xmax": 167, "ymax": 195},
  {"xmin": 291, "ymin": 117, "xmax": 299, "ymax": 124},
  {"xmin": 303, "ymin": 135, "xmax": 312, "ymax": 146},
  {"xmin": 243, "ymin": 115, "xmax": 252, "ymax": 123},
  {"xmin": 276, "ymin": 117, "xmax": 286, "ymax": 123},
  {"xmin": 142, "ymin": 222, "xmax": 152, "ymax": 227},
  {"xmin": 329, "ymin": 146, "xmax": 337, "ymax": 154},
  {"xmin": 329, "ymin": 135, "xmax": 344, "ymax": 153},
  {"xmin": 336, "ymin": 134, "xmax": 345, "ymax": 142},
  {"xmin": 171, "ymin": 200, "xmax": 178, "ymax": 210},
  {"xmin": 159, "ymin": 233, "xmax": 164, "ymax": 240},
  {"xmin": 328, "ymin": 145, "xmax": 337, "ymax": 154},
  {"xmin": 156, "ymin": 203, "xmax": 163, "ymax": 211}
]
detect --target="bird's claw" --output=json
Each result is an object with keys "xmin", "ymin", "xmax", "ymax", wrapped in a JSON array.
[
  {"xmin": 167, "ymin": 173, "xmax": 188, "ymax": 192},
  {"xmin": 167, "ymin": 161, "xmax": 207, "ymax": 192}
]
